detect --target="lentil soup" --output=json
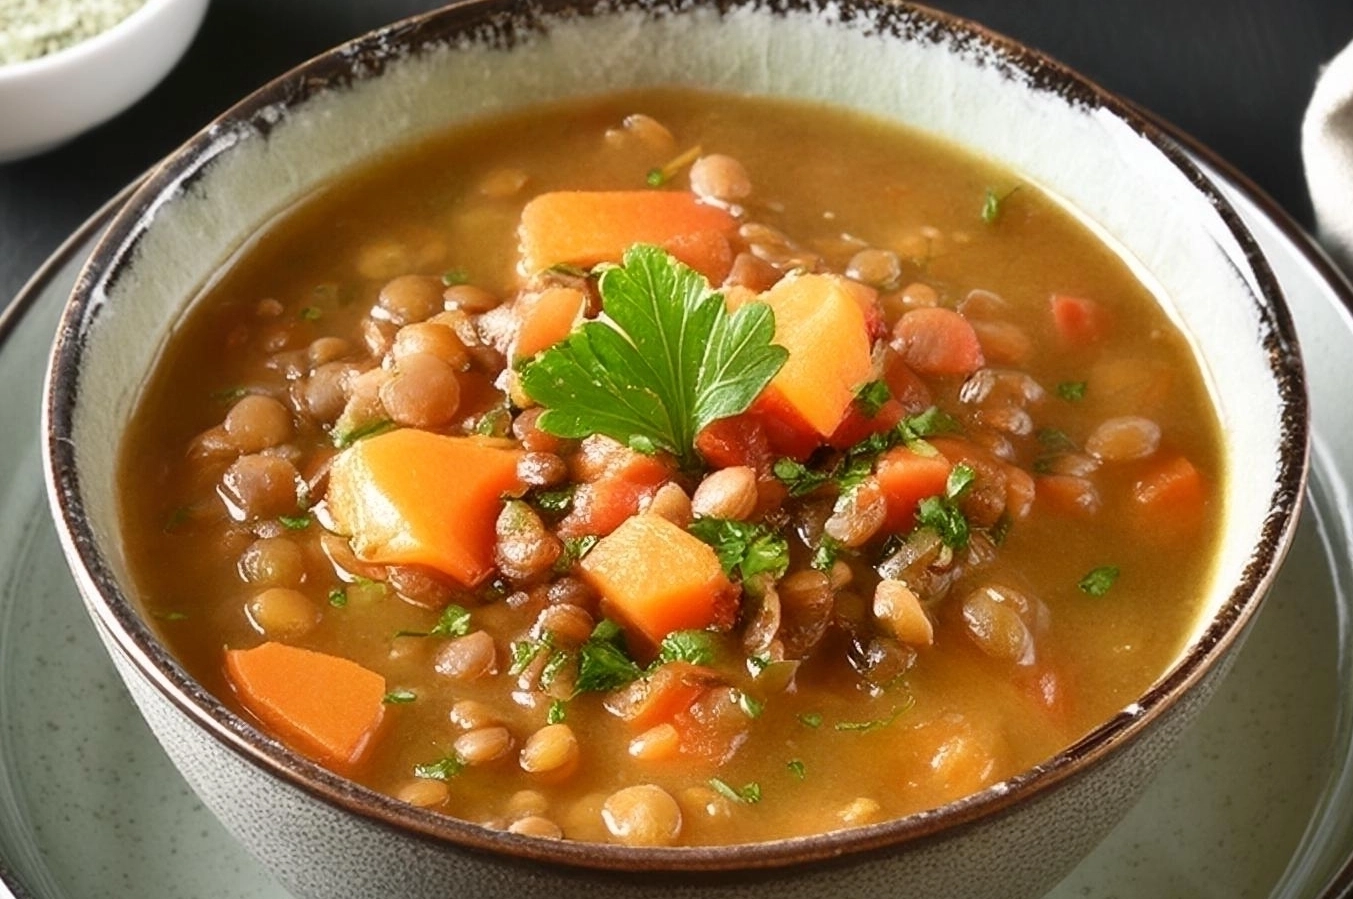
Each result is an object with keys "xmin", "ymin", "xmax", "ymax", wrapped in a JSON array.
[{"xmin": 119, "ymin": 87, "xmax": 1224, "ymax": 846}]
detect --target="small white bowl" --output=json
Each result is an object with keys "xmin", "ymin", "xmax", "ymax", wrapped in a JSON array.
[{"xmin": 0, "ymin": 0, "xmax": 209, "ymax": 162}]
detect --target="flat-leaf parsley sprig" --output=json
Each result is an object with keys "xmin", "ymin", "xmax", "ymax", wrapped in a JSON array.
[{"xmin": 518, "ymin": 245, "xmax": 789, "ymax": 469}]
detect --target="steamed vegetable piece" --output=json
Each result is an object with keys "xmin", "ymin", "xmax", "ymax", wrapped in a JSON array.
[
  {"xmin": 225, "ymin": 642, "xmax": 386, "ymax": 768},
  {"xmin": 519, "ymin": 190, "xmax": 739, "ymax": 281},
  {"xmin": 579, "ymin": 513, "xmax": 737, "ymax": 648},
  {"xmin": 326, "ymin": 430, "xmax": 524, "ymax": 586},
  {"xmin": 519, "ymin": 245, "xmax": 788, "ymax": 469},
  {"xmin": 512, "ymin": 286, "xmax": 587, "ymax": 362}
]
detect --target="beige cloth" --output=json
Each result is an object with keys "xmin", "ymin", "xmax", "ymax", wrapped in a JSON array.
[{"xmin": 1304, "ymin": 37, "xmax": 1353, "ymax": 274}]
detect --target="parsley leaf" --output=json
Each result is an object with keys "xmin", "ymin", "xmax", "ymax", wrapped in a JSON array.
[
  {"xmin": 798, "ymin": 711, "xmax": 823, "ymax": 728},
  {"xmin": 773, "ymin": 457, "xmax": 833, "ymax": 497},
  {"xmin": 278, "ymin": 514, "xmax": 311, "ymax": 530},
  {"xmin": 327, "ymin": 587, "xmax": 348, "ymax": 608},
  {"xmin": 834, "ymin": 699, "xmax": 914, "ymax": 732},
  {"xmin": 1078, "ymin": 565, "xmax": 1120, "ymax": 597},
  {"xmin": 553, "ymin": 535, "xmax": 599, "ymax": 573},
  {"xmin": 575, "ymin": 619, "xmax": 643, "ymax": 693},
  {"xmin": 383, "ymin": 689, "xmax": 417, "ymax": 704},
  {"xmin": 547, "ymin": 699, "xmax": 568, "ymax": 724},
  {"xmin": 981, "ymin": 185, "xmax": 1020, "ymax": 224},
  {"xmin": 854, "ymin": 380, "xmax": 892, "ymax": 417},
  {"xmin": 333, "ymin": 418, "xmax": 396, "ymax": 449},
  {"xmin": 787, "ymin": 759, "xmax": 807, "ymax": 780},
  {"xmin": 917, "ymin": 496, "xmax": 969, "ymax": 549},
  {"xmin": 508, "ymin": 637, "xmax": 552, "ymax": 676},
  {"xmin": 709, "ymin": 778, "xmax": 762, "ymax": 804},
  {"xmin": 810, "ymin": 536, "xmax": 842, "ymax": 572},
  {"xmin": 413, "ymin": 754, "xmax": 465, "ymax": 781},
  {"xmin": 657, "ymin": 630, "xmax": 716, "ymax": 666},
  {"xmin": 519, "ymin": 246, "xmax": 788, "ymax": 468},
  {"xmin": 396, "ymin": 604, "xmax": 472, "ymax": 639},
  {"xmin": 688, "ymin": 518, "xmax": 790, "ymax": 582},
  {"xmin": 1057, "ymin": 380, "xmax": 1088, "ymax": 402}
]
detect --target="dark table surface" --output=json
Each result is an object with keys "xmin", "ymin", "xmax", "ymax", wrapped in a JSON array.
[{"xmin": 3, "ymin": 0, "xmax": 1353, "ymax": 307}]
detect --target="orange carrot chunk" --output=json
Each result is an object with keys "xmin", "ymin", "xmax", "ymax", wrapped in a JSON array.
[
  {"xmin": 755, "ymin": 273, "xmax": 875, "ymax": 452},
  {"xmin": 225, "ymin": 642, "xmax": 386, "ymax": 770},
  {"xmin": 1050, "ymin": 294, "xmax": 1110, "ymax": 345},
  {"xmin": 891, "ymin": 307, "xmax": 985, "ymax": 376},
  {"xmin": 1133, "ymin": 455, "xmax": 1207, "ymax": 534},
  {"xmin": 512, "ymin": 286, "xmax": 587, "ymax": 362},
  {"xmin": 518, "ymin": 191, "xmax": 738, "ymax": 283},
  {"xmin": 579, "ymin": 513, "xmax": 737, "ymax": 648},
  {"xmin": 327, "ymin": 430, "xmax": 524, "ymax": 587},
  {"xmin": 877, "ymin": 445, "xmax": 954, "ymax": 532}
]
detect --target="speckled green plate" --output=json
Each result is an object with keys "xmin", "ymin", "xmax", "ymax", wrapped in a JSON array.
[{"xmin": 1, "ymin": 155, "xmax": 1351, "ymax": 899}]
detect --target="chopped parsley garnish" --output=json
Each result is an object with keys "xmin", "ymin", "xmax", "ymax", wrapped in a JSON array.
[
  {"xmin": 913, "ymin": 462, "xmax": 976, "ymax": 550},
  {"xmin": 688, "ymin": 518, "xmax": 790, "ymax": 582},
  {"xmin": 519, "ymin": 245, "xmax": 788, "ymax": 469},
  {"xmin": 396, "ymin": 604, "xmax": 473, "ymax": 639},
  {"xmin": 383, "ymin": 689, "xmax": 417, "ymax": 704},
  {"xmin": 327, "ymin": 587, "xmax": 349, "ymax": 608},
  {"xmin": 441, "ymin": 268, "xmax": 470, "ymax": 286},
  {"xmin": 811, "ymin": 536, "xmax": 843, "ymax": 572},
  {"xmin": 1057, "ymin": 380, "xmax": 1088, "ymax": 402},
  {"xmin": 981, "ymin": 185, "xmax": 1020, "ymax": 224},
  {"xmin": 532, "ymin": 485, "xmax": 576, "ymax": 516},
  {"xmin": 990, "ymin": 512, "xmax": 1013, "ymax": 546},
  {"xmin": 657, "ymin": 629, "xmax": 717, "ymax": 666},
  {"xmin": 574, "ymin": 619, "xmax": 643, "ymax": 693},
  {"xmin": 554, "ymin": 535, "xmax": 599, "ymax": 573},
  {"xmin": 786, "ymin": 759, "xmax": 807, "ymax": 780},
  {"xmin": 735, "ymin": 691, "xmax": 765, "ymax": 719},
  {"xmin": 474, "ymin": 405, "xmax": 511, "ymax": 438},
  {"xmin": 547, "ymin": 699, "xmax": 568, "ymax": 724},
  {"xmin": 1078, "ymin": 565, "xmax": 1121, "ymax": 597},
  {"xmin": 539, "ymin": 649, "xmax": 572, "ymax": 688},
  {"xmin": 773, "ymin": 457, "xmax": 833, "ymax": 497},
  {"xmin": 508, "ymin": 637, "xmax": 551, "ymax": 676},
  {"xmin": 413, "ymin": 754, "xmax": 465, "ymax": 781},
  {"xmin": 210, "ymin": 386, "xmax": 250, "ymax": 404},
  {"xmin": 709, "ymin": 778, "xmax": 762, "ymax": 804},
  {"xmin": 278, "ymin": 514, "xmax": 311, "ymax": 531},
  {"xmin": 834, "ymin": 701, "xmax": 913, "ymax": 733},
  {"xmin": 332, "ymin": 418, "xmax": 396, "ymax": 449},
  {"xmin": 797, "ymin": 711, "xmax": 823, "ymax": 729},
  {"xmin": 299, "ymin": 306, "xmax": 322, "ymax": 321},
  {"xmin": 1036, "ymin": 427, "xmax": 1078, "ymax": 452},
  {"xmin": 853, "ymin": 379, "xmax": 892, "ymax": 418}
]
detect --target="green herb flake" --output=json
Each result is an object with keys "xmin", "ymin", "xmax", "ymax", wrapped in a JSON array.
[
  {"xmin": 383, "ymin": 689, "xmax": 417, "ymax": 704},
  {"xmin": 333, "ymin": 418, "xmax": 396, "ymax": 449},
  {"xmin": 772, "ymin": 457, "xmax": 832, "ymax": 498},
  {"xmin": 916, "ymin": 495, "xmax": 970, "ymax": 550},
  {"xmin": 547, "ymin": 699, "xmax": 568, "ymax": 724},
  {"xmin": 1036, "ymin": 427, "xmax": 1077, "ymax": 453},
  {"xmin": 413, "ymin": 754, "xmax": 465, "ymax": 781},
  {"xmin": 798, "ymin": 711, "xmax": 824, "ymax": 729},
  {"xmin": 853, "ymin": 380, "xmax": 892, "ymax": 418},
  {"xmin": 474, "ymin": 406, "xmax": 512, "ymax": 438},
  {"xmin": 327, "ymin": 588, "xmax": 349, "ymax": 608},
  {"xmin": 736, "ymin": 691, "xmax": 765, "ymax": 719},
  {"xmin": 811, "ymin": 536, "xmax": 842, "ymax": 572},
  {"xmin": 519, "ymin": 245, "xmax": 788, "ymax": 469},
  {"xmin": 299, "ymin": 306, "xmax": 323, "ymax": 321},
  {"xmin": 210, "ymin": 386, "xmax": 250, "ymax": 404},
  {"xmin": 709, "ymin": 778, "xmax": 762, "ymax": 804},
  {"xmin": 532, "ymin": 485, "xmax": 576, "ymax": 516},
  {"xmin": 1078, "ymin": 565, "xmax": 1121, "ymax": 597},
  {"xmin": 834, "ymin": 699, "xmax": 914, "ymax": 733},
  {"xmin": 441, "ymin": 268, "xmax": 470, "ymax": 286},
  {"xmin": 946, "ymin": 462, "xmax": 977, "ymax": 499},
  {"xmin": 687, "ymin": 518, "xmax": 789, "ymax": 582},
  {"xmin": 989, "ymin": 512, "xmax": 1013, "ymax": 546},
  {"xmin": 786, "ymin": 759, "xmax": 807, "ymax": 781},
  {"xmin": 508, "ymin": 638, "xmax": 550, "ymax": 676},
  {"xmin": 278, "ymin": 514, "xmax": 311, "ymax": 531},
  {"xmin": 574, "ymin": 619, "xmax": 643, "ymax": 693},
  {"xmin": 645, "ymin": 168, "xmax": 666, "ymax": 188},
  {"xmin": 430, "ymin": 604, "xmax": 473, "ymax": 638},
  {"xmin": 152, "ymin": 610, "xmax": 189, "ymax": 622},
  {"xmin": 658, "ymin": 630, "xmax": 716, "ymax": 666},
  {"xmin": 1057, "ymin": 380, "xmax": 1088, "ymax": 402},
  {"xmin": 554, "ymin": 535, "xmax": 600, "ymax": 574},
  {"xmin": 981, "ymin": 185, "xmax": 1020, "ymax": 225}
]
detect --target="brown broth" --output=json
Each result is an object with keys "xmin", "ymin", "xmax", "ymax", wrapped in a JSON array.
[{"xmin": 119, "ymin": 87, "xmax": 1223, "ymax": 844}]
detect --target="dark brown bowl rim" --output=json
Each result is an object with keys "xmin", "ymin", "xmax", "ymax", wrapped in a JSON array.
[{"xmin": 42, "ymin": 0, "xmax": 1310, "ymax": 878}]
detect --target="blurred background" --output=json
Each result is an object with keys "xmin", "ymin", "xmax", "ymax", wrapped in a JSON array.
[{"xmin": 3, "ymin": 0, "xmax": 1353, "ymax": 303}]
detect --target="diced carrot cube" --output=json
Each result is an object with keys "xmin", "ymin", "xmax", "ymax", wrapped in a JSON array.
[
  {"xmin": 225, "ymin": 642, "xmax": 386, "ymax": 770},
  {"xmin": 876, "ymin": 445, "xmax": 954, "ymax": 532},
  {"xmin": 512, "ymin": 286, "xmax": 586, "ymax": 361},
  {"xmin": 1050, "ymin": 294, "xmax": 1110, "ymax": 345},
  {"xmin": 327, "ymin": 431, "xmax": 523, "ymax": 587},
  {"xmin": 579, "ymin": 514, "xmax": 737, "ymax": 648}
]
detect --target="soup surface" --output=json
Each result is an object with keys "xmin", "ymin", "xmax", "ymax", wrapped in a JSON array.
[{"xmin": 120, "ymin": 88, "xmax": 1223, "ymax": 846}]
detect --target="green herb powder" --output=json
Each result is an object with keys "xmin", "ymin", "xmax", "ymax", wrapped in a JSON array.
[{"xmin": 0, "ymin": 0, "xmax": 148, "ymax": 65}]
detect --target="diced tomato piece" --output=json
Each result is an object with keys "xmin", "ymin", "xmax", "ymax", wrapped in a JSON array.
[
  {"xmin": 558, "ymin": 476, "xmax": 663, "ymax": 538},
  {"xmin": 695, "ymin": 414, "xmax": 773, "ymax": 474},
  {"xmin": 883, "ymin": 352, "xmax": 934, "ymax": 414},
  {"xmin": 748, "ymin": 389, "xmax": 823, "ymax": 461},
  {"xmin": 828, "ymin": 398, "xmax": 905, "ymax": 449},
  {"xmin": 1050, "ymin": 294, "xmax": 1110, "ymax": 345}
]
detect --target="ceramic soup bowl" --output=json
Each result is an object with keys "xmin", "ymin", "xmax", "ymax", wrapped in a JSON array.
[{"xmin": 43, "ymin": 1, "xmax": 1307, "ymax": 897}]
